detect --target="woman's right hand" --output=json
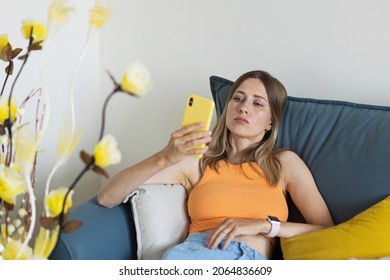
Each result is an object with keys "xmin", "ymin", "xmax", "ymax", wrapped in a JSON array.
[{"xmin": 159, "ymin": 122, "xmax": 212, "ymax": 164}]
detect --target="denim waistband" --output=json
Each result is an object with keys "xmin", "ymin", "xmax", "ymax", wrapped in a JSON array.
[{"xmin": 177, "ymin": 232, "xmax": 267, "ymax": 260}]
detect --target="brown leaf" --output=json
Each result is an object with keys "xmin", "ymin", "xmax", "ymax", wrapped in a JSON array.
[
  {"xmin": 5, "ymin": 61, "xmax": 14, "ymax": 75},
  {"xmin": 1, "ymin": 43, "xmax": 12, "ymax": 61},
  {"xmin": 80, "ymin": 150, "xmax": 92, "ymax": 165},
  {"xmin": 18, "ymin": 54, "xmax": 27, "ymax": 61},
  {"xmin": 11, "ymin": 48, "xmax": 23, "ymax": 59},
  {"xmin": 62, "ymin": 220, "xmax": 83, "ymax": 233},
  {"xmin": 29, "ymin": 41, "xmax": 43, "ymax": 51},
  {"xmin": 39, "ymin": 216, "xmax": 58, "ymax": 230},
  {"xmin": 92, "ymin": 165, "xmax": 109, "ymax": 178}
]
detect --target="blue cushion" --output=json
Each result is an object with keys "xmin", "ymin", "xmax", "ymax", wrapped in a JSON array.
[
  {"xmin": 50, "ymin": 197, "xmax": 137, "ymax": 260},
  {"xmin": 209, "ymin": 75, "xmax": 390, "ymax": 225}
]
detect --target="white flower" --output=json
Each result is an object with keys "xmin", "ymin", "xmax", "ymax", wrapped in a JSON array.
[
  {"xmin": 120, "ymin": 62, "xmax": 152, "ymax": 96},
  {"xmin": 93, "ymin": 134, "xmax": 121, "ymax": 168}
]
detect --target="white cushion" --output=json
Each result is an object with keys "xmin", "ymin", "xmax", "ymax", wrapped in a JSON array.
[{"xmin": 128, "ymin": 184, "xmax": 189, "ymax": 260}]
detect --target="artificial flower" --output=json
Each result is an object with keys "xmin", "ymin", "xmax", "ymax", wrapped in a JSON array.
[
  {"xmin": 0, "ymin": 99, "xmax": 17, "ymax": 124},
  {"xmin": 21, "ymin": 19, "xmax": 47, "ymax": 43},
  {"xmin": 89, "ymin": 0, "xmax": 112, "ymax": 28},
  {"xmin": 33, "ymin": 227, "xmax": 59, "ymax": 259},
  {"xmin": 120, "ymin": 62, "xmax": 152, "ymax": 96},
  {"xmin": 56, "ymin": 122, "xmax": 83, "ymax": 162},
  {"xmin": 1, "ymin": 240, "xmax": 33, "ymax": 260},
  {"xmin": 93, "ymin": 134, "xmax": 121, "ymax": 168},
  {"xmin": 48, "ymin": 0, "xmax": 74, "ymax": 26},
  {"xmin": 0, "ymin": 34, "xmax": 9, "ymax": 54},
  {"xmin": 0, "ymin": 166, "xmax": 27, "ymax": 205},
  {"xmin": 14, "ymin": 129, "xmax": 38, "ymax": 168},
  {"xmin": 44, "ymin": 187, "xmax": 74, "ymax": 217}
]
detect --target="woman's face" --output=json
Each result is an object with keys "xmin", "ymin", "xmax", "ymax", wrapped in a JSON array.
[{"xmin": 226, "ymin": 78, "xmax": 272, "ymax": 144}]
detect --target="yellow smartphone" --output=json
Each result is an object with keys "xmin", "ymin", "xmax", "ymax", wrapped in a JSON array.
[{"xmin": 181, "ymin": 94, "xmax": 215, "ymax": 158}]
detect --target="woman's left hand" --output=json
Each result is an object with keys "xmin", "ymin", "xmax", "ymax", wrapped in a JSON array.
[{"xmin": 207, "ymin": 218, "xmax": 268, "ymax": 250}]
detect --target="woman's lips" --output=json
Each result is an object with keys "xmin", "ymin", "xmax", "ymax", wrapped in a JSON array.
[{"xmin": 234, "ymin": 117, "xmax": 249, "ymax": 124}]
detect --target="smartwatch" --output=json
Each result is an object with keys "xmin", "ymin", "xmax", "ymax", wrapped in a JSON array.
[{"xmin": 265, "ymin": 215, "xmax": 281, "ymax": 238}]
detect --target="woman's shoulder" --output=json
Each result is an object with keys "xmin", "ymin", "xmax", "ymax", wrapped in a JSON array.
[
  {"xmin": 275, "ymin": 149, "xmax": 315, "ymax": 191},
  {"xmin": 275, "ymin": 149, "xmax": 301, "ymax": 163},
  {"xmin": 275, "ymin": 150, "xmax": 308, "ymax": 177}
]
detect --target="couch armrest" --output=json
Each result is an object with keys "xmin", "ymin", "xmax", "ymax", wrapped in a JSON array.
[{"xmin": 49, "ymin": 196, "xmax": 137, "ymax": 260}]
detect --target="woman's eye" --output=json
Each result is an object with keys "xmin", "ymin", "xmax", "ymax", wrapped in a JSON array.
[
  {"xmin": 254, "ymin": 102, "xmax": 263, "ymax": 107},
  {"xmin": 233, "ymin": 96, "xmax": 243, "ymax": 102}
]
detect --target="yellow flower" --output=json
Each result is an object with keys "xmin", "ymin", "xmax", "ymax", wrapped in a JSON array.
[
  {"xmin": 33, "ymin": 226, "xmax": 59, "ymax": 259},
  {"xmin": 0, "ymin": 166, "xmax": 27, "ymax": 205},
  {"xmin": 0, "ymin": 34, "xmax": 9, "ymax": 53},
  {"xmin": 1, "ymin": 240, "xmax": 33, "ymax": 260},
  {"xmin": 56, "ymin": 122, "xmax": 83, "ymax": 162},
  {"xmin": 0, "ymin": 99, "xmax": 18, "ymax": 124},
  {"xmin": 93, "ymin": 134, "xmax": 121, "ymax": 168},
  {"xmin": 14, "ymin": 129, "xmax": 38, "ymax": 168},
  {"xmin": 48, "ymin": 0, "xmax": 74, "ymax": 26},
  {"xmin": 120, "ymin": 62, "xmax": 152, "ymax": 96},
  {"xmin": 21, "ymin": 18, "xmax": 47, "ymax": 43},
  {"xmin": 89, "ymin": 0, "xmax": 112, "ymax": 28},
  {"xmin": 44, "ymin": 187, "xmax": 73, "ymax": 217}
]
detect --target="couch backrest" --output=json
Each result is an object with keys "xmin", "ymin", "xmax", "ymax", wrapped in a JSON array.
[{"xmin": 210, "ymin": 75, "xmax": 390, "ymax": 225}]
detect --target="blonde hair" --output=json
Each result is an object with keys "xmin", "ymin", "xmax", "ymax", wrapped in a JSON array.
[{"xmin": 200, "ymin": 70, "xmax": 288, "ymax": 186}]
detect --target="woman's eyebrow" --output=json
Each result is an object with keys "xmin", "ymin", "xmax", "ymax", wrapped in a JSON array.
[
  {"xmin": 235, "ymin": 91, "xmax": 268, "ymax": 103},
  {"xmin": 254, "ymin": 95, "xmax": 268, "ymax": 103}
]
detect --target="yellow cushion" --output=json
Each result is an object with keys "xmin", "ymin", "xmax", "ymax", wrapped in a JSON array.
[{"xmin": 281, "ymin": 195, "xmax": 390, "ymax": 259}]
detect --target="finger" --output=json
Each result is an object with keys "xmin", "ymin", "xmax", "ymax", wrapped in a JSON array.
[
  {"xmin": 221, "ymin": 233, "xmax": 234, "ymax": 250},
  {"xmin": 176, "ymin": 122, "xmax": 206, "ymax": 136},
  {"xmin": 169, "ymin": 129, "xmax": 210, "ymax": 150},
  {"xmin": 184, "ymin": 135, "xmax": 211, "ymax": 150},
  {"xmin": 178, "ymin": 132, "xmax": 212, "ymax": 154},
  {"xmin": 172, "ymin": 129, "xmax": 211, "ymax": 147},
  {"xmin": 207, "ymin": 228, "xmax": 228, "ymax": 249},
  {"xmin": 190, "ymin": 145, "xmax": 209, "ymax": 156}
]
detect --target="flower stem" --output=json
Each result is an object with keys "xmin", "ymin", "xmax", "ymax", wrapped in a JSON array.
[
  {"xmin": 98, "ymin": 87, "xmax": 119, "ymax": 141},
  {"xmin": 54, "ymin": 158, "xmax": 94, "ymax": 252},
  {"xmin": 0, "ymin": 61, "xmax": 11, "ymax": 97},
  {"xmin": 6, "ymin": 30, "xmax": 33, "ymax": 167}
]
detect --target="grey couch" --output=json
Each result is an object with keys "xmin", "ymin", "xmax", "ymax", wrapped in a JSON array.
[{"xmin": 50, "ymin": 75, "xmax": 390, "ymax": 260}]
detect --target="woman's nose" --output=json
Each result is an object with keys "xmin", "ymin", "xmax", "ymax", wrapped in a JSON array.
[{"xmin": 239, "ymin": 103, "xmax": 248, "ymax": 114}]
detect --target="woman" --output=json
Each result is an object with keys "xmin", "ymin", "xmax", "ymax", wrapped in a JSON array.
[{"xmin": 97, "ymin": 70, "xmax": 334, "ymax": 260}]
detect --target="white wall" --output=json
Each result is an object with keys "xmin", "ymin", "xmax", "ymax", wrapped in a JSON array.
[{"xmin": 101, "ymin": 0, "xmax": 390, "ymax": 176}]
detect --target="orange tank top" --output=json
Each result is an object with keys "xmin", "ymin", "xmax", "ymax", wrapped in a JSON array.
[{"xmin": 188, "ymin": 161, "xmax": 288, "ymax": 233}]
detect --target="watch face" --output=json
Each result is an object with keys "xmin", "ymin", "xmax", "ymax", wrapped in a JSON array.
[{"xmin": 268, "ymin": 215, "xmax": 280, "ymax": 222}]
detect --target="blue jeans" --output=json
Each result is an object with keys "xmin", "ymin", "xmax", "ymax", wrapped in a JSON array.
[{"xmin": 161, "ymin": 232, "xmax": 267, "ymax": 260}]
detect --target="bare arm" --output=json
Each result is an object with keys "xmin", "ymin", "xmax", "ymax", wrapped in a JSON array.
[
  {"xmin": 277, "ymin": 150, "xmax": 334, "ymax": 237},
  {"xmin": 97, "ymin": 123, "xmax": 212, "ymax": 208}
]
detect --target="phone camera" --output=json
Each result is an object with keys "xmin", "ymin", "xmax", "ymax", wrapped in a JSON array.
[{"xmin": 189, "ymin": 97, "xmax": 193, "ymax": 107}]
